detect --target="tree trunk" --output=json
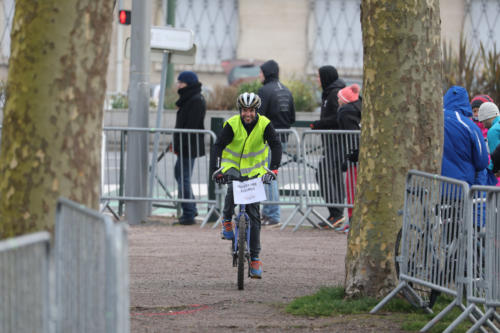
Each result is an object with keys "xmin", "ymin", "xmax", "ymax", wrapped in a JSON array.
[
  {"xmin": 345, "ymin": 1, "xmax": 443, "ymax": 298},
  {"xmin": 0, "ymin": 0, "xmax": 114, "ymax": 238}
]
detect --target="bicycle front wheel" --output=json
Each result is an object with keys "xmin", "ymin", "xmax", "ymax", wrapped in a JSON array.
[{"xmin": 237, "ymin": 215, "xmax": 246, "ymax": 290}]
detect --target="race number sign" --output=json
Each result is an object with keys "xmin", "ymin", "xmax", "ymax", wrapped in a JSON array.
[{"xmin": 233, "ymin": 178, "xmax": 267, "ymax": 204}]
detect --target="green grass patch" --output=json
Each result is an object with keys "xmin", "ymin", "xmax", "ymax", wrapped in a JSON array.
[{"xmin": 285, "ymin": 286, "xmax": 484, "ymax": 332}]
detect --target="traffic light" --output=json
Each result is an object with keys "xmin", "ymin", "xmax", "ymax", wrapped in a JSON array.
[{"xmin": 118, "ymin": 10, "xmax": 131, "ymax": 25}]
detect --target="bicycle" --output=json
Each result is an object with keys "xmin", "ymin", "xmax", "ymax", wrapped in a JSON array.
[{"xmin": 212, "ymin": 167, "xmax": 276, "ymax": 290}]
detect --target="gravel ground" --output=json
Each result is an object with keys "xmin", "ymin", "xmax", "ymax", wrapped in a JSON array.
[{"xmin": 128, "ymin": 218, "xmax": 407, "ymax": 332}]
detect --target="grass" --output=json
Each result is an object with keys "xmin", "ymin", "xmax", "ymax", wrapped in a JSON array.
[{"xmin": 285, "ymin": 286, "xmax": 487, "ymax": 332}]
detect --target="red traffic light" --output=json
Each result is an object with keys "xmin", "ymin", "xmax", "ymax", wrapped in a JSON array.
[{"xmin": 118, "ymin": 10, "xmax": 131, "ymax": 25}]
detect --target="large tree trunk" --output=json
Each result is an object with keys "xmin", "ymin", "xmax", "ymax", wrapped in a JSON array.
[
  {"xmin": 0, "ymin": 0, "xmax": 114, "ymax": 238},
  {"xmin": 345, "ymin": 1, "xmax": 443, "ymax": 298}
]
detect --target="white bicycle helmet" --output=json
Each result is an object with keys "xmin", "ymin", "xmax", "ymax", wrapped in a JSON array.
[{"xmin": 236, "ymin": 92, "xmax": 261, "ymax": 110}]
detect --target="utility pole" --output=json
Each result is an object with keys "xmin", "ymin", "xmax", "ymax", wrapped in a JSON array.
[
  {"xmin": 125, "ymin": 0, "xmax": 151, "ymax": 224},
  {"xmin": 166, "ymin": 0, "xmax": 176, "ymax": 88}
]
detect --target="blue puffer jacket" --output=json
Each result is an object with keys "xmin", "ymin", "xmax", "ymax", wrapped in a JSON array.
[{"xmin": 441, "ymin": 86, "xmax": 489, "ymax": 185}]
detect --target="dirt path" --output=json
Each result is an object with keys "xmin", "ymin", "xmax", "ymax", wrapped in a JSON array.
[{"xmin": 129, "ymin": 219, "xmax": 406, "ymax": 332}]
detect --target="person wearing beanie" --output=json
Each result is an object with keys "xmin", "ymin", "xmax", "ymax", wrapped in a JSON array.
[
  {"xmin": 478, "ymin": 102, "xmax": 500, "ymax": 173},
  {"xmin": 177, "ymin": 70, "xmax": 199, "ymax": 86},
  {"xmin": 172, "ymin": 71, "xmax": 206, "ymax": 225},
  {"xmin": 335, "ymin": 84, "xmax": 362, "ymax": 234},
  {"xmin": 471, "ymin": 94, "xmax": 494, "ymax": 138},
  {"xmin": 257, "ymin": 60, "xmax": 295, "ymax": 226},
  {"xmin": 311, "ymin": 65, "xmax": 346, "ymax": 229},
  {"xmin": 441, "ymin": 86, "xmax": 489, "ymax": 186}
]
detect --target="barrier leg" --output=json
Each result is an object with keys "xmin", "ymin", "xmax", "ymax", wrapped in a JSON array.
[
  {"xmin": 470, "ymin": 306, "xmax": 499, "ymax": 333},
  {"xmin": 211, "ymin": 216, "xmax": 223, "ymax": 229},
  {"xmin": 293, "ymin": 208, "xmax": 312, "ymax": 232},
  {"xmin": 467, "ymin": 308, "xmax": 499, "ymax": 333},
  {"xmin": 311, "ymin": 209, "xmax": 334, "ymax": 228},
  {"xmin": 280, "ymin": 206, "xmax": 300, "ymax": 230},
  {"xmin": 424, "ymin": 299, "xmax": 463, "ymax": 333},
  {"xmin": 370, "ymin": 282, "xmax": 407, "ymax": 314},
  {"xmin": 200, "ymin": 205, "xmax": 219, "ymax": 228}
]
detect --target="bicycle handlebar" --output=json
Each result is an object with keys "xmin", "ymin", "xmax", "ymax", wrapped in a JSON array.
[{"xmin": 211, "ymin": 167, "xmax": 276, "ymax": 184}]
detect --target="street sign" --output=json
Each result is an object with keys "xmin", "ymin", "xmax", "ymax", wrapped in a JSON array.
[
  {"xmin": 150, "ymin": 44, "xmax": 197, "ymax": 65},
  {"xmin": 150, "ymin": 26, "xmax": 194, "ymax": 51}
]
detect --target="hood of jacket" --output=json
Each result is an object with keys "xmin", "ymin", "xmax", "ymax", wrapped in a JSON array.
[
  {"xmin": 444, "ymin": 85, "xmax": 472, "ymax": 118},
  {"xmin": 322, "ymin": 79, "xmax": 346, "ymax": 101},
  {"xmin": 319, "ymin": 65, "xmax": 339, "ymax": 90},
  {"xmin": 260, "ymin": 60, "xmax": 279, "ymax": 84}
]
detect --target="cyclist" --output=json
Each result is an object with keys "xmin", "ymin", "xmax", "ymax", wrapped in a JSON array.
[{"xmin": 210, "ymin": 92, "xmax": 282, "ymax": 279}]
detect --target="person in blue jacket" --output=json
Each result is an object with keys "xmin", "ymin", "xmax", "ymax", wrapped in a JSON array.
[{"xmin": 441, "ymin": 86, "xmax": 489, "ymax": 185}]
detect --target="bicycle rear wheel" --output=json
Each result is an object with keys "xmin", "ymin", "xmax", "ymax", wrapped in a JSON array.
[
  {"xmin": 237, "ymin": 216, "xmax": 246, "ymax": 290},
  {"xmin": 395, "ymin": 228, "xmax": 439, "ymax": 309}
]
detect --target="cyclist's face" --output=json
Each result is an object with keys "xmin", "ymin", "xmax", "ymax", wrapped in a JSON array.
[{"xmin": 241, "ymin": 107, "xmax": 256, "ymax": 124}]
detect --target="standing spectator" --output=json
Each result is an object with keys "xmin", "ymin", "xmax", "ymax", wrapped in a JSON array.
[
  {"xmin": 470, "ymin": 94, "xmax": 493, "ymax": 139},
  {"xmin": 335, "ymin": 84, "xmax": 362, "ymax": 234},
  {"xmin": 310, "ymin": 65, "xmax": 346, "ymax": 228},
  {"xmin": 478, "ymin": 102, "xmax": 500, "ymax": 174},
  {"xmin": 441, "ymin": 86, "xmax": 489, "ymax": 185},
  {"xmin": 172, "ymin": 71, "xmax": 206, "ymax": 225},
  {"xmin": 257, "ymin": 59, "xmax": 295, "ymax": 226}
]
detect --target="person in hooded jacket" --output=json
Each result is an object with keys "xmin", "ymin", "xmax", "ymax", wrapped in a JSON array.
[
  {"xmin": 172, "ymin": 71, "xmax": 206, "ymax": 225},
  {"xmin": 441, "ymin": 86, "xmax": 489, "ymax": 186},
  {"xmin": 257, "ymin": 60, "xmax": 295, "ymax": 225},
  {"xmin": 310, "ymin": 65, "xmax": 346, "ymax": 228}
]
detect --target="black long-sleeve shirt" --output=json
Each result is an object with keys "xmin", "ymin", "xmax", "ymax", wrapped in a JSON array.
[{"xmin": 210, "ymin": 115, "xmax": 282, "ymax": 173}]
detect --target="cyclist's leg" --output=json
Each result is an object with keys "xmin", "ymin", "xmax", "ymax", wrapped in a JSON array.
[{"xmin": 247, "ymin": 202, "xmax": 262, "ymax": 259}]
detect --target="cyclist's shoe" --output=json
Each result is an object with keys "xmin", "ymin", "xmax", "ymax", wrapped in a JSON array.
[
  {"xmin": 250, "ymin": 258, "xmax": 262, "ymax": 279},
  {"xmin": 221, "ymin": 219, "xmax": 234, "ymax": 240}
]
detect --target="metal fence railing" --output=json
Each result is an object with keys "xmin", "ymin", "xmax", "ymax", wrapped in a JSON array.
[
  {"xmin": 443, "ymin": 186, "xmax": 500, "ymax": 333},
  {"xmin": 292, "ymin": 129, "xmax": 360, "ymax": 230},
  {"xmin": 54, "ymin": 197, "xmax": 129, "ymax": 333},
  {"xmin": 0, "ymin": 199, "xmax": 130, "ymax": 333},
  {"xmin": 100, "ymin": 128, "xmax": 365, "ymax": 230},
  {"xmin": 370, "ymin": 171, "xmax": 500, "ymax": 333},
  {"xmin": 0, "ymin": 232, "xmax": 51, "ymax": 333},
  {"xmin": 101, "ymin": 127, "xmax": 217, "ymax": 224}
]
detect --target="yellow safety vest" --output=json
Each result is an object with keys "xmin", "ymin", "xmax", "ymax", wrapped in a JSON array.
[{"xmin": 221, "ymin": 115, "xmax": 270, "ymax": 177}]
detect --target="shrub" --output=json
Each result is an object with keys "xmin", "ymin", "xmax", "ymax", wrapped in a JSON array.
[
  {"xmin": 442, "ymin": 36, "xmax": 500, "ymax": 102},
  {"xmin": 284, "ymin": 79, "xmax": 317, "ymax": 112},
  {"xmin": 237, "ymin": 80, "xmax": 262, "ymax": 95},
  {"xmin": 206, "ymin": 85, "xmax": 239, "ymax": 110},
  {"xmin": 111, "ymin": 93, "xmax": 128, "ymax": 109}
]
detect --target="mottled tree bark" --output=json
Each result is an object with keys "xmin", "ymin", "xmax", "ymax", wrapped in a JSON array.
[
  {"xmin": 0, "ymin": 0, "xmax": 114, "ymax": 238},
  {"xmin": 345, "ymin": 0, "xmax": 443, "ymax": 298}
]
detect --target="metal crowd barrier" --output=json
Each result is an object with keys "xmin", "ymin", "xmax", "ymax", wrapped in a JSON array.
[
  {"xmin": 293, "ymin": 129, "xmax": 360, "ymax": 230},
  {"xmin": 443, "ymin": 186, "xmax": 500, "ymax": 333},
  {"xmin": 100, "ymin": 127, "xmax": 217, "ymax": 225},
  {"xmin": 0, "ymin": 232, "xmax": 51, "ymax": 333},
  {"xmin": 370, "ymin": 171, "xmax": 470, "ymax": 325},
  {"xmin": 54, "ymin": 198, "xmax": 129, "ymax": 333}
]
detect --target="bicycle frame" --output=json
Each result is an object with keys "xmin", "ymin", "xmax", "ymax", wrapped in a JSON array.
[{"xmin": 232, "ymin": 204, "xmax": 251, "ymax": 267}]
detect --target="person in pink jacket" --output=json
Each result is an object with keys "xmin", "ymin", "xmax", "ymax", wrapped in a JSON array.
[{"xmin": 471, "ymin": 94, "xmax": 493, "ymax": 139}]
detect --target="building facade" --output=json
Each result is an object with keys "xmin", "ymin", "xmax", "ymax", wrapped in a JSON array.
[{"xmin": 1, "ymin": 0, "xmax": 499, "ymax": 93}]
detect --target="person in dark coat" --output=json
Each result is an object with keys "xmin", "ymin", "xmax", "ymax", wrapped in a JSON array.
[
  {"xmin": 257, "ymin": 59, "xmax": 295, "ymax": 225},
  {"xmin": 310, "ymin": 65, "xmax": 346, "ymax": 228},
  {"xmin": 172, "ymin": 71, "xmax": 206, "ymax": 225}
]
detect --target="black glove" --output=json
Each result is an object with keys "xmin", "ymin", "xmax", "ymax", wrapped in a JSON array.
[
  {"xmin": 214, "ymin": 172, "xmax": 226, "ymax": 185},
  {"xmin": 262, "ymin": 170, "xmax": 278, "ymax": 184}
]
